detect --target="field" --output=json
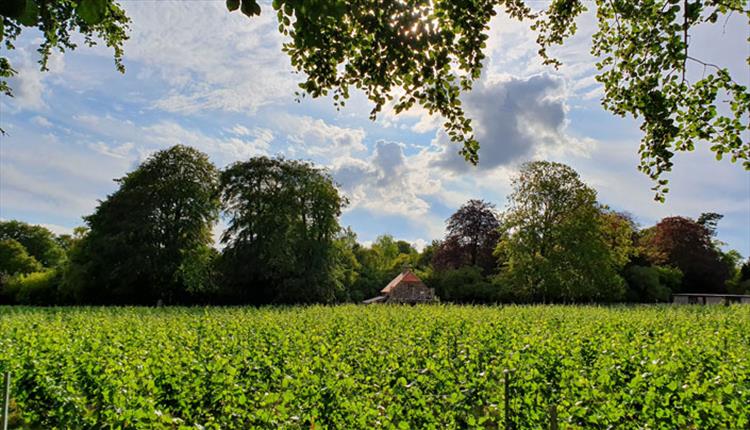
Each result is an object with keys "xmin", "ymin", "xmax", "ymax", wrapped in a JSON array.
[{"xmin": 1, "ymin": 305, "xmax": 748, "ymax": 429}]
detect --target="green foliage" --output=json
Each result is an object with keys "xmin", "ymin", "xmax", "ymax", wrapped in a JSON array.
[
  {"xmin": 219, "ymin": 156, "xmax": 346, "ymax": 304},
  {"xmin": 71, "ymin": 145, "xmax": 220, "ymax": 304},
  {"xmin": 264, "ymin": 0, "xmax": 748, "ymax": 195},
  {"xmin": 0, "ymin": 220, "xmax": 64, "ymax": 267},
  {"xmin": 640, "ymin": 215, "xmax": 731, "ymax": 294},
  {"xmin": 0, "ymin": 238, "xmax": 42, "ymax": 276},
  {"xmin": 4, "ymin": 1, "xmax": 747, "ymax": 193},
  {"xmin": 268, "ymin": 0, "xmax": 531, "ymax": 164},
  {"xmin": 538, "ymin": 0, "xmax": 750, "ymax": 200},
  {"xmin": 343, "ymin": 234, "xmax": 426, "ymax": 302},
  {"xmin": 427, "ymin": 266, "xmax": 498, "ymax": 303},
  {"xmin": 331, "ymin": 228, "xmax": 362, "ymax": 301},
  {"xmin": 623, "ymin": 265, "xmax": 682, "ymax": 302},
  {"xmin": 726, "ymin": 255, "xmax": 750, "ymax": 294},
  {"xmin": 0, "ymin": 305, "xmax": 748, "ymax": 428},
  {"xmin": 4, "ymin": 269, "xmax": 61, "ymax": 305},
  {"xmin": 433, "ymin": 199, "xmax": 500, "ymax": 274},
  {"xmin": 497, "ymin": 161, "xmax": 626, "ymax": 303},
  {"xmin": 0, "ymin": 0, "xmax": 130, "ymax": 100}
]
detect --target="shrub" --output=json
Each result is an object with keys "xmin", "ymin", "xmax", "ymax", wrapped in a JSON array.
[
  {"xmin": 8, "ymin": 270, "xmax": 61, "ymax": 305},
  {"xmin": 624, "ymin": 265, "xmax": 681, "ymax": 303},
  {"xmin": 428, "ymin": 266, "xmax": 498, "ymax": 303}
]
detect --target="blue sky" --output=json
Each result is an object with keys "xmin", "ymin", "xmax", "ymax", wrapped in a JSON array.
[{"xmin": 1, "ymin": 1, "xmax": 748, "ymax": 255}]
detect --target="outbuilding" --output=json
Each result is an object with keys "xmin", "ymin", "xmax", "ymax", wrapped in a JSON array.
[
  {"xmin": 672, "ymin": 293, "xmax": 750, "ymax": 305},
  {"xmin": 363, "ymin": 269, "xmax": 435, "ymax": 304}
]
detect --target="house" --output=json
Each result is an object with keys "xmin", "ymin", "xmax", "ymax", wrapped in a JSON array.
[
  {"xmin": 672, "ymin": 293, "xmax": 750, "ymax": 305},
  {"xmin": 363, "ymin": 269, "xmax": 435, "ymax": 304}
]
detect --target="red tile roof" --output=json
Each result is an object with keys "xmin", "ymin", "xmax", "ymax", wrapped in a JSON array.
[{"xmin": 381, "ymin": 270, "xmax": 425, "ymax": 294}]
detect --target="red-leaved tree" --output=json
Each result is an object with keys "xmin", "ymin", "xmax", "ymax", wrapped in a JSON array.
[{"xmin": 641, "ymin": 216, "xmax": 731, "ymax": 293}]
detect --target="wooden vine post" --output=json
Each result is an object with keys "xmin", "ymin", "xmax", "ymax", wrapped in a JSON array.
[{"xmin": 2, "ymin": 372, "xmax": 10, "ymax": 430}]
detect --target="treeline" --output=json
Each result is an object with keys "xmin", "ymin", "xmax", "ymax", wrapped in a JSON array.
[{"xmin": 1, "ymin": 146, "xmax": 748, "ymax": 305}]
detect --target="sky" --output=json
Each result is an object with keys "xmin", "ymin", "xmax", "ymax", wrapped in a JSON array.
[{"xmin": 0, "ymin": 1, "xmax": 748, "ymax": 256}]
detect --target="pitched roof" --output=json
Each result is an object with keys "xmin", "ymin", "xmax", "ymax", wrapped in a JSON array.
[
  {"xmin": 381, "ymin": 269, "xmax": 425, "ymax": 294},
  {"xmin": 362, "ymin": 295, "xmax": 387, "ymax": 304}
]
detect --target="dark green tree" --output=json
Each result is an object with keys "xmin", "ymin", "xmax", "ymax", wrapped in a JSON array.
[
  {"xmin": 0, "ymin": 220, "xmax": 64, "ymax": 267},
  {"xmin": 72, "ymin": 145, "xmax": 220, "ymax": 304},
  {"xmin": 496, "ymin": 161, "xmax": 626, "ymax": 302},
  {"xmin": 218, "ymin": 156, "xmax": 345, "ymax": 304}
]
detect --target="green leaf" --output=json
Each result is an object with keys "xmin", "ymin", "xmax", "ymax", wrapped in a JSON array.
[
  {"xmin": 240, "ymin": 0, "xmax": 261, "ymax": 17},
  {"xmin": 77, "ymin": 0, "xmax": 107, "ymax": 25},
  {"xmin": 16, "ymin": 0, "xmax": 38, "ymax": 26},
  {"xmin": 0, "ymin": 0, "xmax": 27, "ymax": 19},
  {"xmin": 226, "ymin": 0, "xmax": 240, "ymax": 12}
]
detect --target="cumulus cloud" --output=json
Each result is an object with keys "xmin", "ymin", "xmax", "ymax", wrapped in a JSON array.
[
  {"xmin": 331, "ymin": 141, "xmax": 434, "ymax": 216},
  {"xmin": 278, "ymin": 114, "xmax": 367, "ymax": 157},
  {"xmin": 429, "ymin": 74, "xmax": 587, "ymax": 172}
]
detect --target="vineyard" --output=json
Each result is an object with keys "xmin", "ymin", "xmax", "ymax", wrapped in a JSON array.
[{"xmin": 0, "ymin": 305, "xmax": 748, "ymax": 429}]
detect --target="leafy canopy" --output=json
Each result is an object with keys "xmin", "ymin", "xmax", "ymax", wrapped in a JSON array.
[
  {"xmin": 240, "ymin": 0, "xmax": 749, "ymax": 199},
  {"xmin": 2, "ymin": 0, "xmax": 747, "ymax": 196},
  {"xmin": 0, "ymin": 0, "xmax": 130, "ymax": 97},
  {"xmin": 433, "ymin": 199, "xmax": 500, "ymax": 274},
  {"xmin": 0, "ymin": 220, "xmax": 64, "ymax": 267},
  {"xmin": 219, "ymin": 156, "xmax": 346, "ymax": 304},
  {"xmin": 73, "ymin": 145, "xmax": 220, "ymax": 304},
  {"xmin": 640, "ymin": 215, "xmax": 732, "ymax": 293},
  {"xmin": 0, "ymin": 238, "xmax": 42, "ymax": 276},
  {"xmin": 496, "ymin": 161, "xmax": 626, "ymax": 302}
]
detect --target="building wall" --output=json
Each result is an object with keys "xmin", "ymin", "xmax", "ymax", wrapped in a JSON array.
[{"xmin": 388, "ymin": 282, "xmax": 435, "ymax": 303}]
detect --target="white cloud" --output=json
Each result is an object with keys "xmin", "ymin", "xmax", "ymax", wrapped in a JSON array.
[
  {"xmin": 39, "ymin": 223, "xmax": 75, "ymax": 236},
  {"xmin": 331, "ymin": 141, "xmax": 440, "ymax": 217},
  {"xmin": 411, "ymin": 238, "xmax": 428, "ymax": 252},
  {"xmin": 5, "ymin": 49, "xmax": 64, "ymax": 111},
  {"xmin": 31, "ymin": 116, "xmax": 53, "ymax": 128},
  {"xmin": 119, "ymin": 1, "xmax": 296, "ymax": 116},
  {"xmin": 229, "ymin": 124, "xmax": 252, "ymax": 136},
  {"xmin": 70, "ymin": 113, "xmax": 273, "ymax": 166},
  {"xmin": 429, "ymin": 74, "xmax": 589, "ymax": 172},
  {"xmin": 277, "ymin": 114, "xmax": 367, "ymax": 157},
  {"xmin": 88, "ymin": 141, "xmax": 135, "ymax": 159}
]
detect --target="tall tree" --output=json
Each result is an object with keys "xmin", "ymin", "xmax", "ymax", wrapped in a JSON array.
[
  {"xmin": 641, "ymin": 216, "xmax": 731, "ymax": 293},
  {"xmin": 5, "ymin": 1, "xmax": 747, "ymax": 192},
  {"xmin": 219, "ymin": 156, "xmax": 345, "ymax": 304},
  {"xmin": 0, "ymin": 220, "xmax": 64, "ymax": 267},
  {"xmin": 496, "ymin": 161, "xmax": 625, "ymax": 302},
  {"xmin": 433, "ymin": 199, "xmax": 500, "ymax": 274},
  {"xmin": 73, "ymin": 145, "xmax": 220, "ymax": 304}
]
